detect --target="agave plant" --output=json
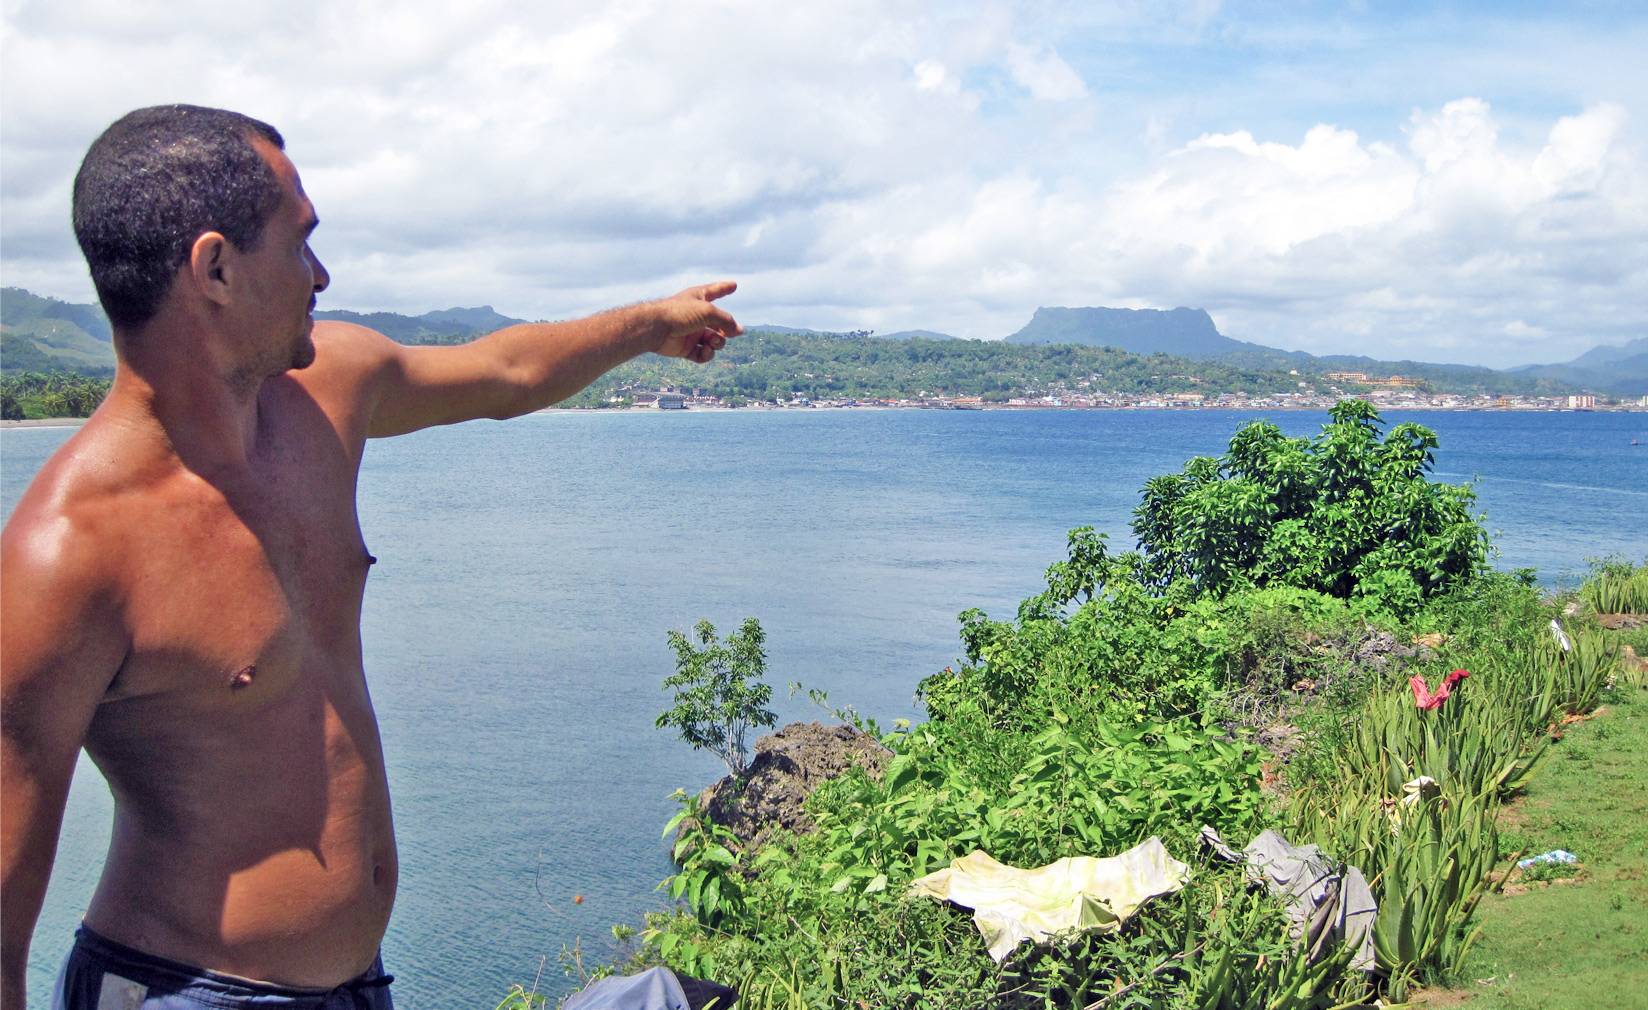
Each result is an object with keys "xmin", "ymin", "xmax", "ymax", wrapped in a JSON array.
[
  {"xmin": 1548, "ymin": 629, "xmax": 1619, "ymax": 714},
  {"xmin": 1364, "ymin": 792, "xmax": 1497, "ymax": 999},
  {"xmin": 1181, "ymin": 877, "xmax": 1374, "ymax": 1010},
  {"xmin": 1340, "ymin": 671, "xmax": 1550, "ymax": 805},
  {"xmin": 1581, "ymin": 561, "xmax": 1648, "ymax": 614}
]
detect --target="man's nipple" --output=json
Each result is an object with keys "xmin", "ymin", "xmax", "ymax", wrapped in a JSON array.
[{"xmin": 230, "ymin": 665, "xmax": 256, "ymax": 690}]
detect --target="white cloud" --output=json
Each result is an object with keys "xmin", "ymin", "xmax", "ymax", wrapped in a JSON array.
[
  {"xmin": 1005, "ymin": 43, "xmax": 1088, "ymax": 101},
  {"xmin": 1535, "ymin": 102, "xmax": 1628, "ymax": 195},
  {"xmin": 913, "ymin": 59, "xmax": 961, "ymax": 96},
  {"xmin": 1, "ymin": 2, "xmax": 1644, "ymax": 366}
]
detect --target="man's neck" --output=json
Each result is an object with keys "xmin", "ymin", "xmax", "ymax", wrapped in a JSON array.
[{"xmin": 107, "ymin": 313, "xmax": 275, "ymax": 474}]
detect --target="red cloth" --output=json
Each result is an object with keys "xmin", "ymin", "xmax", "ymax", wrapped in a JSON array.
[{"xmin": 1410, "ymin": 669, "xmax": 1470, "ymax": 710}]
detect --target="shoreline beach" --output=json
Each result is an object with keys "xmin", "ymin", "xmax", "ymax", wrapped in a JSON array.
[{"xmin": 0, "ymin": 418, "xmax": 89, "ymax": 429}]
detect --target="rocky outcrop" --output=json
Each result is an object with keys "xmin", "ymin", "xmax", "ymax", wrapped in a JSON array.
[
  {"xmin": 700, "ymin": 721, "xmax": 891, "ymax": 852},
  {"xmin": 1351, "ymin": 627, "xmax": 1427, "ymax": 672}
]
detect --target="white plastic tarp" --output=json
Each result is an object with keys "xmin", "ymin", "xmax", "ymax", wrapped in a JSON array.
[{"xmin": 908, "ymin": 836, "xmax": 1190, "ymax": 962}]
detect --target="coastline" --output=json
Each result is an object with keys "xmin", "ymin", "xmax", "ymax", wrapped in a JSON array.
[
  {"xmin": 4, "ymin": 405, "xmax": 1641, "ymax": 428},
  {"xmin": 1, "ymin": 418, "xmax": 89, "ymax": 428},
  {"xmin": 534, "ymin": 403, "xmax": 1648, "ymax": 415}
]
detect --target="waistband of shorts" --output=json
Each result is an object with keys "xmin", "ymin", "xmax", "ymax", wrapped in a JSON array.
[{"xmin": 72, "ymin": 924, "xmax": 391, "ymax": 1007}]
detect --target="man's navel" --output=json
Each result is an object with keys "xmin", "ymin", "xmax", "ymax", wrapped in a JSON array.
[{"xmin": 230, "ymin": 665, "xmax": 256, "ymax": 690}]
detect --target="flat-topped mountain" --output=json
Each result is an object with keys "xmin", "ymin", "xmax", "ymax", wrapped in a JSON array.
[{"xmin": 1004, "ymin": 306, "xmax": 1271, "ymax": 359}]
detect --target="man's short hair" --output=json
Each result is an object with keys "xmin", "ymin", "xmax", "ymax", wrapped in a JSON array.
[{"xmin": 72, "ymin": 105, "xmax": 287, "ymax": 330}]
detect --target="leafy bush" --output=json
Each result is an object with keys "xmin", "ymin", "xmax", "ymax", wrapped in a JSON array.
[
  {"xmin": 660, "ymin": 789, "xmax": 747, "ymax": 929},
  {"xmin": 929, "ymin": 546, "xmax": 1221, "ymax": 725},
  {"xmin": 799, "ymin": 711, "xmax": 1263, "ymax": 895},
  {"xmin": 1133, "ymin": 401, "xmax": 1489, "ymax": 615},
  {"xmin": 1409, "ymin": 568, "xmax": 1544, "ymax": 656}
]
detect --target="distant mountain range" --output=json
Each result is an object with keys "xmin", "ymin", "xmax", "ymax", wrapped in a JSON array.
[
  {"xmin": 1507, "ymin": 338, "xmax": 1648, "ymax": 396},
  {"xmin": 1003, "ymin": 305, "xmax": 1646, "ymax": 396},
  {"xmin": 312, "ymin": 305, "xmax": 528, "ymax": 342},
  {"xmin": 3, "ymin": 286, "xmax": 1641, "ymax": 395},
  {"xmin": 750, "ymin": 323, "xmax": 958, "ymax": 340}
]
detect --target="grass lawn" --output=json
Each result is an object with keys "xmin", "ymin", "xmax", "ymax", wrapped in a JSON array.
[{"xmin": 1418, "ymin": 657, "xmax": 1648, "ymax": 1009}]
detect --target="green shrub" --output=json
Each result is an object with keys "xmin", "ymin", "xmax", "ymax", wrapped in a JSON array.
[
  {"xmin": 1410, "ymin": 568, "xmax": 1545, "ymax": 656},
  {"xmin": 660, "ymin": 789, "xmax": 747, "ymax": 929},
  {"xmin": 801, "ymin": 711, "xmax": 1263, "ymax": 892},
  {"xmin": 1132, "ymin": 401, "xmax": 1489, "ymax": 615}
]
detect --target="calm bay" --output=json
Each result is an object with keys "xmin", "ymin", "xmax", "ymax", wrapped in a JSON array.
[{"xmin": 5, "ymin": 408, "xmax": 1644, "ymax": 1008}]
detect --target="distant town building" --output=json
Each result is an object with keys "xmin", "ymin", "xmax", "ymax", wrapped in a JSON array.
[
  {"xmin": 1567, "ymin": 394, "xmax": 1597, "ymax": 410},
  {"xmin": 657, "ymin": 392, "xmax": 687, "ymax": 410},
  {"xmin": 1323, "ymin": 371, "xmax": 1370, "ymax": 382}
]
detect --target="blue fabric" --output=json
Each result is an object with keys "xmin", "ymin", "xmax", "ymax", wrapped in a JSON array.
[
  {"xmin": 561, "ymin": 967, "xmax": 690, "ymax": 1010},
  {"xmin": 52, "ymin": 925, "xmax": 394, "ymax": 1010}
]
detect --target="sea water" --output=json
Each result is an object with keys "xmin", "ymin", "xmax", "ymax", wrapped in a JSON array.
[{"xmin": 4, "ymin": 408, "xmax": 1644, "ymax": 1007}]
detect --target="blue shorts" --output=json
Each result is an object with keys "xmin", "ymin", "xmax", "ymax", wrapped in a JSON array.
[{"xmin": 53, "ymin": 925, "xmax": 395, "ymax": 1010}]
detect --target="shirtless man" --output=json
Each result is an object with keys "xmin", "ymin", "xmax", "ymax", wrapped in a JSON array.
[{"xmin": 0, "ymin": 105, "xmax": 741, "ymax": 1009}]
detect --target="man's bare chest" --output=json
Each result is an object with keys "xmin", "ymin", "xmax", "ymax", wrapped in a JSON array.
[{"xmin": 103, "ymin": 469, "xmax": 375, "ymax": 709}]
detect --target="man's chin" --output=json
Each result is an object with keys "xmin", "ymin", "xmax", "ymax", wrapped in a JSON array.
[{"xmin": 289, "ymin": 332, "xmax": 318, "ymax": 371}]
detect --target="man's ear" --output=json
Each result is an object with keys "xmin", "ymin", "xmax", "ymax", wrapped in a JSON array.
[{"xmin": 188, "ymin": 231, "xmax": 234, "ymax": 307}]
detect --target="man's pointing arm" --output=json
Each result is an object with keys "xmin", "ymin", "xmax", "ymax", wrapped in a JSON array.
[{"xmin": 335, "ymin": 281, "xmax": 740, "ymax": 439}]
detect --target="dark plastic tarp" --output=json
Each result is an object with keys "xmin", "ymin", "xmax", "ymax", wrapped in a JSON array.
[
  {"xmin": 1201, "ymin": 826, "xmax": 1377, "ymax": 971},
  {"xmin": 562, "ymin": 967, "xmax": 737, "ymax": 1010}
]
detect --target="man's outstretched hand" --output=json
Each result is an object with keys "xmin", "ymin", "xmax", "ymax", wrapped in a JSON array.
[{"xmin": 653, "ymin": 281, "xmax": 742, "ymax": 363}]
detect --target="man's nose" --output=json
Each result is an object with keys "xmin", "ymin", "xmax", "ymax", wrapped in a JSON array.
[{"xmin": 309, "ymin": 248, "xmax": 330, "ymax": 293}]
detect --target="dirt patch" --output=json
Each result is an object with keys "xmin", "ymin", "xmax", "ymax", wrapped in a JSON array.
[
  {"xmin": 1598, "ymin": 613, "xmax": 1647, "ymax": 630},
  {"xmin": 1501, "ymin": 874, "xmax": 1584, "ymax": 897},
  {"xmin": 699, "ymin": 721, "xmax": 891, "ymax": 853},
  {"xmin": 1404, "ymin": 986, "xmax": 1479, "ymax": 1007},
  {"xmin": 1496, "ymin": 799, "xmax": 1532, "ymax": 833},
  {"xmin": 1255, "ymin": 721, "xmax": 1305, "ymax": 794}
]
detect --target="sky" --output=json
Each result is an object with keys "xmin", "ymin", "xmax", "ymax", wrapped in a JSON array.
[{"xmin": 2, "ymin": 1, "xmax": 1645, "ymax": 367}]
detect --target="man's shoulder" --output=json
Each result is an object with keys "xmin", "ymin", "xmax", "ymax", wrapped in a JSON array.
[
  {"xmin": 292, "ymin": 321, "xmax": 403, "ymax": 400},
  {"xmin": 311, "ymin": 320, "xmax": 400, "ymax": 363},
  {"xmin": 1, "ymin": 422, "xmax": 156, "ymax": 592}
]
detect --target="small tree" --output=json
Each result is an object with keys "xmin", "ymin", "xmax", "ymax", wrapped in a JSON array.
[{"xmin": 657, "ymin": 618, "xmax": 777, "ymax": 778}]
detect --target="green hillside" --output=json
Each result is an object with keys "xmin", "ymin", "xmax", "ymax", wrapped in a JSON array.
[{"xmin": 1, "ymin": 287, "xmax": 116, "ymax": 376}]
